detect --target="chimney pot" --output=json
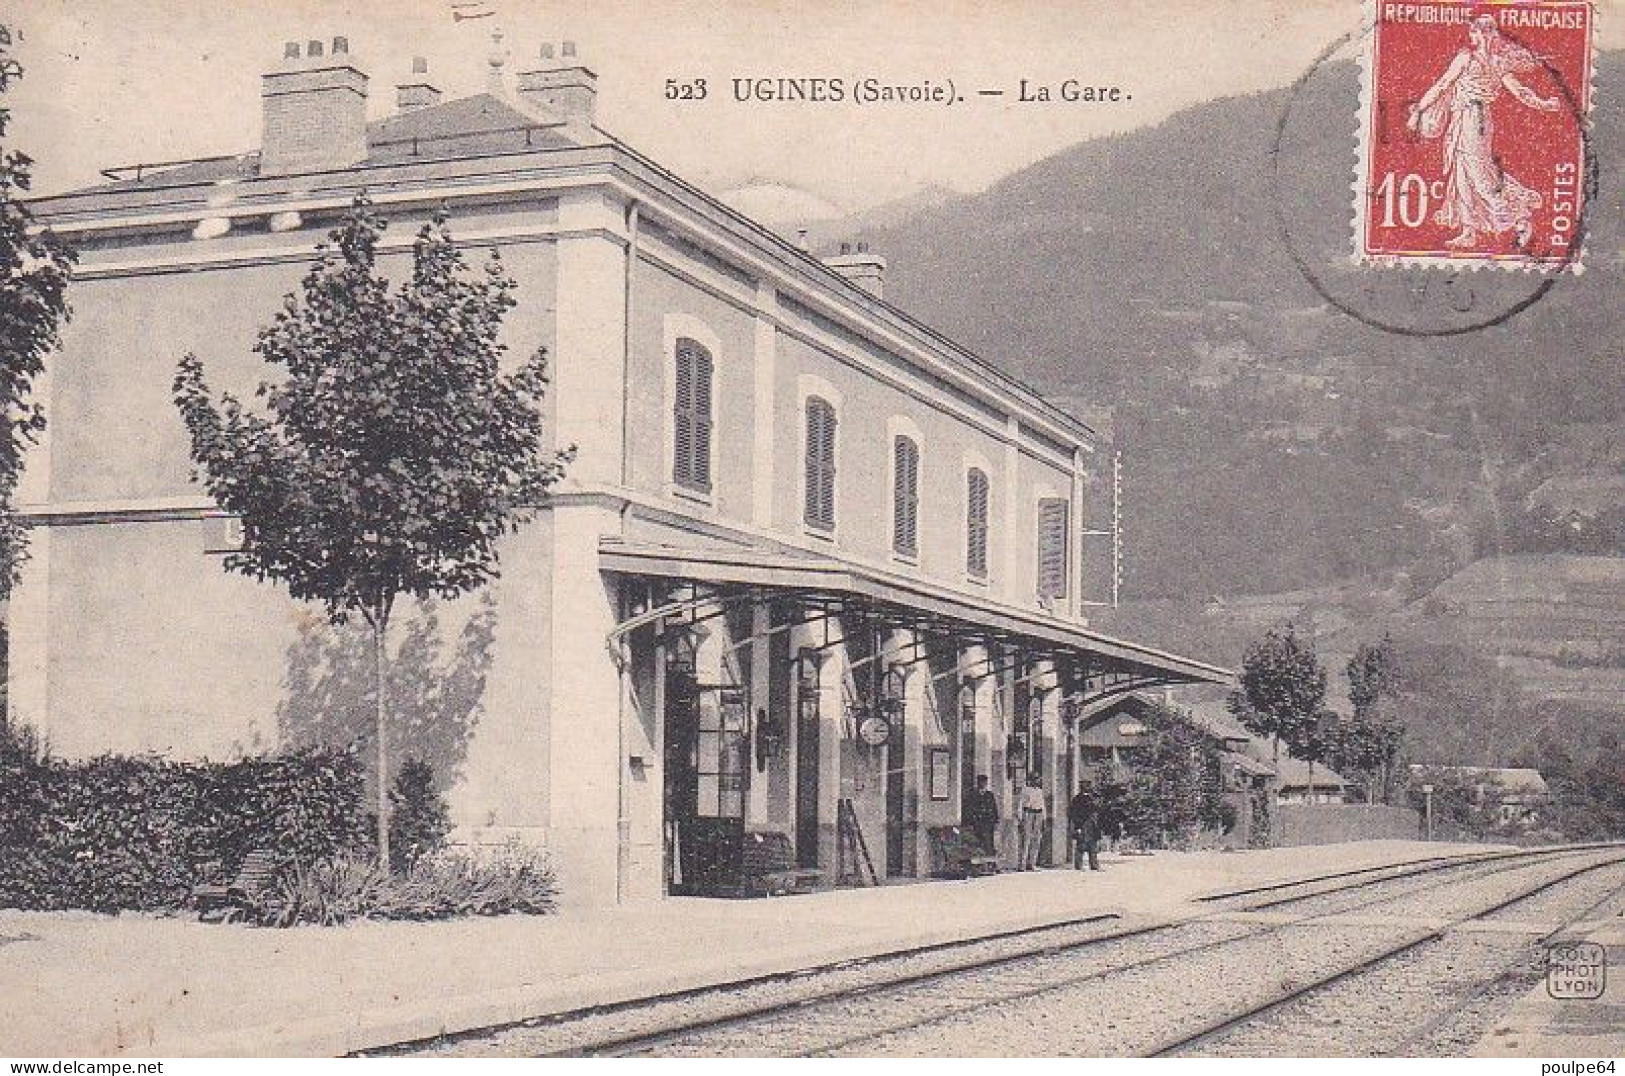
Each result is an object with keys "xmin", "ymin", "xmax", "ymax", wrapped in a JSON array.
[
  {"xmin": 562, "ymin": 40, "xmax": 577, "ymax": 57},
  {"xmin": 306, "ymin": 39, "xmax": 323, "ymax": 58},
  {"xmin": 411, "ymin": 55, "xmax": 428, "ymax": 74},
  {"xmin": 332, "ymin": 36, "xmax": 349, "ymax": 55},
  {"xmin": 840, "ymin": 242, "xmax": 852, "ymax": 255},
  {"xmin": 284, "ymin": 41, "xmax": 301, "ymax": 60},
  {"xmin": 540, "ymin": 43, "xmax": 555, "ymax": 60}
]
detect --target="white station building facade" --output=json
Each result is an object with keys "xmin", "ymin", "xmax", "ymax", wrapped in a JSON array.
[{"xmin": 15, "ymin": 37, "xmax": 1228, "ymax": 905}]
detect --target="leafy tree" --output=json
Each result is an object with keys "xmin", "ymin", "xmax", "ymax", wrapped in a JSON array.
[
  {"xmin": 1346, "ymin": 635, "xmax": 1407, "ymax": 801},
  {"xmin": 0, "ymin": 25, "xmax": 75, "ymax": 595},
  {"xmin": 1111, "ymin": 703, "xmax": 1228, "ymax": 849},
  {"xmin": 1290, "ymin": 708, "xmax": 1342, "ymax": 802},
  {"xmin": 174, "ymin": 197, "xmax": 570, "ymax": 870},
  {"xmin": 1228, "ymin": 623, "xmax": 1327, "ymax": 774}
]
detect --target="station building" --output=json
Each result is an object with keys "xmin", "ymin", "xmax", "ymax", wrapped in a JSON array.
[{"xmin": 14, "ymin": 37, "xmax": 1228, "ymax": 905}]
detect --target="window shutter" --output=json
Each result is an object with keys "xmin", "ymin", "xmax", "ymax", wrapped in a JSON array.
[
  {"xmin": 1037, "ymin": 497, "xmax": 1070, "ymax": 601},
  {"xmin": 892, "ymin": 435, "xmax": 919, "ymax": 556},
  {"xmin": 691, "ymin": 345, "xmax": 713, "ymax": 490},
  {"xmin": 805, "ymin": 397, "xmax": 837, "ymax": 530},
  {"xmin": 673, "ymin": 339, "xmax": 713, "ymax": 492},
  {"xmin": 967, "ymin": 468, "xmax": 989, "ymax": 578}
]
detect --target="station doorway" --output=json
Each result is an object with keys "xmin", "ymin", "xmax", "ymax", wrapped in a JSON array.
[{"xmin": 662, "ymin": 648, "xmax": 749, "ymax": 896}]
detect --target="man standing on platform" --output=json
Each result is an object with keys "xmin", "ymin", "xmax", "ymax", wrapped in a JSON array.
[
  {"xmin": 1018, "ymin": 773, "xmax": 1047, "ymax": 870},
  {"xmin": 1069, "ymin": 784, "xmax": 1103, "ymax": 871},
  {"xmin": 968, "ymin": 774, "xmax": 1000, "ymax": 857}
]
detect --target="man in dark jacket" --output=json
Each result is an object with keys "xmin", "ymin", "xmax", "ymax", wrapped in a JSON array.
[
  {"xmin": 968, "ymin": 774, "xmax": 1000, "ymax": 856},
  {"xmin": 1068, "ymin": 784, "xmax": 1102, "ymax": 871}
]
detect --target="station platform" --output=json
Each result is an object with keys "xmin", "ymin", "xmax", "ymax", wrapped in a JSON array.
[{"xmin": 0, "ymin": 840, "xmax": 1500, "ymax": 1057}]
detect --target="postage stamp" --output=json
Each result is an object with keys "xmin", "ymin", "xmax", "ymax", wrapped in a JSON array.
[{"xmin": 1356, "ymin": 0, "xmax": 1594, "ymax": 271}]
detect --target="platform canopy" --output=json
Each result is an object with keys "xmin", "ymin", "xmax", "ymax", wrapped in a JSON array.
[{"xmin": 599, "ymin": 540, "xmax": 1232, "ymax": 707}]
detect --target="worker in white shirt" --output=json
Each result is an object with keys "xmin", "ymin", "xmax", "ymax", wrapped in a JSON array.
[{"xmin": 1018, "ymin": 773, "xmax": 1047, "ymax": 870}]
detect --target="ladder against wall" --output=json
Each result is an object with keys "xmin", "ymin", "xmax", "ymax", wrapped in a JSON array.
[{"xmin": 836, "ymin": 798, "xmax": 879, "ymax": 887}]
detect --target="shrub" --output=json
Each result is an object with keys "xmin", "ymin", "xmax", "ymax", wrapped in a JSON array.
[
  {"xmin": 379, "ymin": 843, "xmax": 558, "ymax": 920},
  {"xmin": 0, "ymin": 747, "xmax": 369, "ymax": 912},
  {"xmin": 256, "ymin": 842, "xmax": 558, "ymax": 926},
  {"xmin": 261, "ymin": 854, "xmax": 388, "ymax": 927},
  {"xmin": 387, "ymin": 758, "xmax": 451, "ymax": 874}
]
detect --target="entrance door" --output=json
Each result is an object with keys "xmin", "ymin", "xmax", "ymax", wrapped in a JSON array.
[{"xmin": 664, "ymin": 661, "xmax": 748, "ymax": 896}]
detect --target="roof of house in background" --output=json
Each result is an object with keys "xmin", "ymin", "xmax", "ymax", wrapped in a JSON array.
[
  {"xmin": 1178, "ymin": 698, "xmax": 1254, "ymax": 744},
  {"xmin": 1221, "ymin": 750, "xmax": 1276, "ymax": 778},
  {"xmin": 1273, "ymin": 758, "xmax": 1350, "ymax": 789},
  {"xmin": 1410, "ymin": 765, "xmax": 1551, "ymax": 797}
]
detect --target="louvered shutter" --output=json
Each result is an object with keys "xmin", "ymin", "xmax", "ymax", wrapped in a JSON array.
[
  {"xmin": 1037, "ymin": 497, "xmax": 1070, "ymax": 601},
  {"xmin": 967, "ymin": 468, "xmax": 989, "ymax": 578},
  {"xmin": 690, "ymin": 344, "xmax": 713, "ymax": 491},
  {"xmin": 672, "ymin": 339, "xmax": 713, "ymax": 492},
  {"xmin": 892, "ymin": 436, "xmax": 919, "ymax": 556},
  {"xmin": 805, "ymin": 397, "xmax": 837, "ymax": 530}
]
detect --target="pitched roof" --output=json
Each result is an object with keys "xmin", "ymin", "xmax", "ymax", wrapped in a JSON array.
[
  {"xmin": 1410, "ymin": 765, "xmax": 1551, "ymax": 796},
  {"xmin": 1273, "ymin": 757, "xmax": 1350, "ymax": 789},
  {"xmin": 1179, "ymin": 698, "xmax": 1254, "ymax": 743},
  {"xmin": 80, "ymin": 93, "xmax": 578, "ymax": 195}
]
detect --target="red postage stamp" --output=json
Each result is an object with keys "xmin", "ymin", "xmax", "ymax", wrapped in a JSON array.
[{"xmin": 1357, "ymin": 0, "xmax": 1594, "ymax": 270}]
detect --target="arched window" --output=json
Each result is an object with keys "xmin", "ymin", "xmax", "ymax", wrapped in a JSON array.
[
  {"xmin": 966, "ymin": 467, "xmax": 990, "ymax": 578},
  {"xmin": 672, "ymin": 338, "xmax": 713, "ymax": 492},
  {"xmin": 892, "ymin": 435, "xmax": 920, "ymax": 557},
  {"xmin": 804, "ymin": 396, "xmax": 837, "ymax": 531}
]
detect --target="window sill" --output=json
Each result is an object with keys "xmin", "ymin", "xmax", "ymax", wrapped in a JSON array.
[
  {"xmin": 891, "ymin": 550, "xmax": 919, "ymax": 568},
  {"xmin": 803, "ymin": 524, "xmax": 837, "ymax": 543},
  {"xmin": 964, "ymin": 572, "xmax": 990, "ymax": 588},
  {"xmin": 667, "ymin": 484, "xmax": 716, "ymax": 509}
]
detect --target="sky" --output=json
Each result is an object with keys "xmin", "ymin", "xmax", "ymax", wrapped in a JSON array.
[{"xmin": 5, "ymin": 0, "xmax": 1622, "ymax": 211}]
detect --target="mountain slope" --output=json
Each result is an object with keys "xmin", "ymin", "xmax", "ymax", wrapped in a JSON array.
[{"xmin": 860, "ymin": 55, "xmax": 1624, "ymax": 602}]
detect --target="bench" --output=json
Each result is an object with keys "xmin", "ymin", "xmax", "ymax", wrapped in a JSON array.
[
  {"xmin": 929, "ymin": 825, "xmax": 1000, "ymax": 879},
  {"xmin": 192, "ymin": 849, "xmax": 282, "ymax": 922},
  {"xmin": 738, "ymin": 831, "xmax": 822, "ymax": 897}
]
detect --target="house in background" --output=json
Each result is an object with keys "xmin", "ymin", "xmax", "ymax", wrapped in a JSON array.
[
  {"xmin": 15, "ymin": 35, "xmax": 1228, "ymax": 905},
  {"xmin": 1410, "ymin": 765, "xmax": 1552, "ymax": 829},
  {"xmin": 1271, "ymin": 759, "xmax": 1351, "ymax": 805}
]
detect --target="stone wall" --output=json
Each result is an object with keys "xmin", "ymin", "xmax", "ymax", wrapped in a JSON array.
[{"xmin": 1275, "ymin": 803, "xmax": 1423, "ymax": 846}]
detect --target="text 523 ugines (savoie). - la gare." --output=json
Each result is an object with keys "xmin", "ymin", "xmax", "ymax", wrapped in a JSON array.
[{"xmin": 663, "ymin": 76, "xmax": 1131, "ymax": 105}]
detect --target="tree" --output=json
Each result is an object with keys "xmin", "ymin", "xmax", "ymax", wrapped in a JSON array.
[
  {"xmin": 1228, "ymin": 623, "xmax": 1328, "ymax": 774},
  {"xmin": 1346, "ymin": 635, "xmax": 1407, "ymax": 801},
  {"xmin": 1291, "ymin": 708, "xmax": 1341, "ymax": 802},
  {"xmin": 174, "ymin": 197, "xmax": 570, "ymax": 870},
  {"xmin": 0, "ymin": 25, "xmax": 75, "ymax": 595}
]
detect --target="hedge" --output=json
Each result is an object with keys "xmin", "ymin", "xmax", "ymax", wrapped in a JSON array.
[{"xmin": 0, "ymin": 748, "xmax": 369, "ymax": 913}]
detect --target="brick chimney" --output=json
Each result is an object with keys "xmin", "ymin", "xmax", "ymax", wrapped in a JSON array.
[
  {"xmin": 260, "ymin": 37, "xmax": 369, "ymax": 177},
  {"xmin": 396, "ymin": 56, "xmax": 441, "ymax": 112},
  {"xmin": 823, "ymin": 242, "xmax": 886, "ymax": 299},
  {"xmin": 516, "ymin": 41, "xmax": 597, "ymax": 138}
]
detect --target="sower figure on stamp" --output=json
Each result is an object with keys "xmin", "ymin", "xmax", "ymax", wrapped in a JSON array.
[
  {"xmin": 1018, "ymin": 773, "xmax": 1047, "ymax": 871},
  {"xmin": 1406, "ymin": 14, "xmax": 1562, "ymax": 250},
  {"xmin": 1069, "ymin": 784, "xmax": 1102, "ymax": 871},
  {"xmin": 968, "ymin": 773, "xmax": 1000, "ymax": 857}
]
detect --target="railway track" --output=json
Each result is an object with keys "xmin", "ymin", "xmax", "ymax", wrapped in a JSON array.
[
  {"xmin": 378, "ymin": 843, "xmax": 1623, "ymax": 1058},
  {"xmin": 1154, "ymin": 855, "xmax": 1625, "ymax": 1057}
]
